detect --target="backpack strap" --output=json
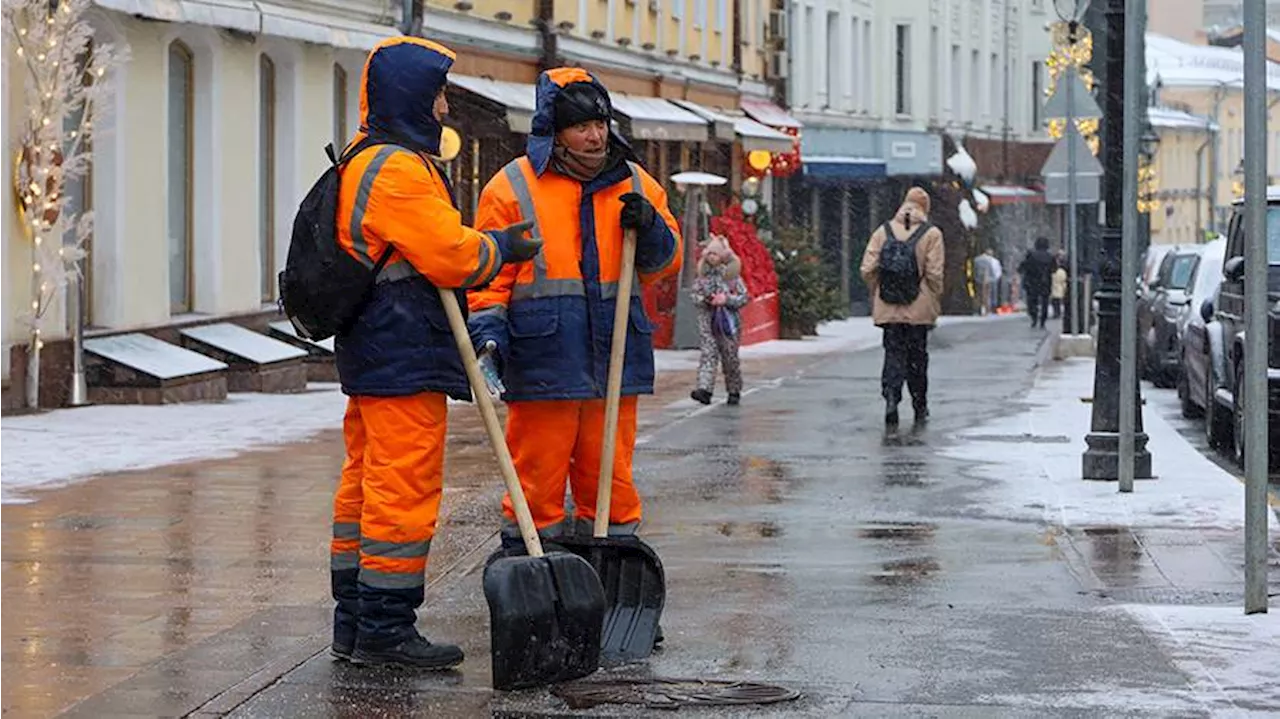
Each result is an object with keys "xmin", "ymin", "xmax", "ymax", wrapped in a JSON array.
[{"xmin": 904, "ymin": 221, "xmax": 932, "ymax": 246}]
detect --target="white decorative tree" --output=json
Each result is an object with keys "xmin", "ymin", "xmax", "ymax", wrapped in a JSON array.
[{"xmin": 3, "ymin": 0, "xmax": 124, "ymax": 409}]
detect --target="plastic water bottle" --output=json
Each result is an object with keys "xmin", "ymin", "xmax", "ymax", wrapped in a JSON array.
[{"xmin": 476, "ymin": 340, "xmax": 505, "ymax": 398}]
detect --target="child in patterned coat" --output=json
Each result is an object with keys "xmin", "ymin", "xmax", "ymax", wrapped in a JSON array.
[{"xmin": 690, "ymin": 234, "xmax": 749, "ymax": 406}]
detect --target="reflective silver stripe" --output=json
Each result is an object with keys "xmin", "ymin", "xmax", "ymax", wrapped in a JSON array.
[
  {"xmin": 471, "ymin": 305, "xmax": 508, "ymax": 322},
  {"xmin": 375, "ymin": 259, "xmax": 419, "ymax": 284},
  {"xmin": 500, "ymin": 517, "xmax": 570, "ymax": 540},
  {"xmin": 510, "ymin": 278, "xmax": 586, "ymax": 301},
  {"xmin": 361, "ymin": 537, "xmax": 431, "ymax": 559},
  {"xmin": 503, "ymin": 161, "xmax": 581, "ymax": 300},
  {"xmin": 358, "ymin": 566, "xmax": 425, "ymax": 590},
  {"xmin": 330, "ymin": 551, "xmax": 359, "ymax": 571},
  {"xmin": 572, "ymin": 517, "xmax": 639, "ymax": 537},
  {"xmin": 600, "ymin": 280, "xmax": 642, "ymax": 300},
  {"xmin": 459, "ymin": 234, "xmax": 497, "ymax": 288},
  {"xmin": 332, "ymin": 522, "xmax": 361, "ymax": 540},
  {"xmin": 349, "ymin": 146, "xmax": 404, "ymax": 268}
]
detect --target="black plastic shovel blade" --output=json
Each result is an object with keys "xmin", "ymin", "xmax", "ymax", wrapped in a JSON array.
[
  {"xmin": 483, "ymin": 552, "xmax": 605, "ymax": 691},
  {"xmin": 558, "ymin": 536, "xmax": 666, "ymax": 665}
]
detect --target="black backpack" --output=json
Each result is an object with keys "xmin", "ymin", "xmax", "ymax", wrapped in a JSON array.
[
  {"xmin": 877, "ymin": 221, "xmax": 931, "ymax": 305},
  {"xmin": 277, "ymin": 137, "xmax": 396, "ymax": 342}
]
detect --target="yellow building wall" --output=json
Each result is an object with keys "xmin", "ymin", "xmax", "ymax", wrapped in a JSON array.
[
  {"xmin": 1159, "ymin": 85, "xmax": 1280, "ymax": 219},
  {"xmin": 1150, "ymin": 126, "xmax": 1212, "ymax": 246}
]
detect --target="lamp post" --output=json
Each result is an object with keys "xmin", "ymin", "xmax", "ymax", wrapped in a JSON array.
[
  {"xmin": 1082, "ymin": 0, "xmax": 1152, "ymax": 480},
  {"xmin": 1053, "ymin": 0, "xmax": 1090, "ymax": 338}
]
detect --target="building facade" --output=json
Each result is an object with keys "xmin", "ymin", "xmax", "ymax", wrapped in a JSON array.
[
  {"xmin": 2, "ymin": 0, "xmax": 795, "ymax": 407},
  {"xmin": 780, "ymin": 0, "xmax": 1053, "ymax": 313}
]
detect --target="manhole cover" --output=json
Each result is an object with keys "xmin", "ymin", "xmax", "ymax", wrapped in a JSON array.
[{"xmin": 552, "ymin": 678, "xmax": 801, "ymax": 710}]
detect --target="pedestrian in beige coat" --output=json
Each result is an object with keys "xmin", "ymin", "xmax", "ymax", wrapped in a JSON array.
[{"xmin": 859, "ymin": 186, "xmax": 945, "ymax": 428}]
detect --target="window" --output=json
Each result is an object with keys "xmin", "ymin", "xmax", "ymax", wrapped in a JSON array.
[
  {"xmin": 929, "ymin": 27, "xmax": 940, "ymax": 119},
  {"xmin": 260, "ymin": 55, "xmax": 276, "ymax": 303},
  {"xmin": 951, "ymin": 45, "xmax": 961, "ymax": 119},
  {"xmin": 970, "ymin": 49, "xmax": 980, "ymax": 122},
  {"xmin": 333, "ymin": 64, "xmax": 348, "ymax": 151},
  {"xmin": 1032, "ymin": 61, "xmax": 1043, "ymax": 129},
  {"xmin": 850, "ymin": 16, "xmax": 860, "ymax": 109},
  {"xmin": 990, "ymin": 52, "xmax": 999, "ymax": 122},
  {"xmin": 895, "ymin": 24, "xmax": 911, "ymax": 115},
  {"xmin": 826, "ymin": 12, "xmax": 839, "ymax": 107},
  {"xmin": 168, "ymin": 41, "xmax": 194, "ymax": 314},
  {"xmin": 862, "ymin": 20, "xmax": 872, "ymax": 113},
  {"xmin": 804, "ymin": 6, "xmax": 815, "ymax": 106}
]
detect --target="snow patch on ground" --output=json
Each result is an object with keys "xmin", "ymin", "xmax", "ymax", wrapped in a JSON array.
[
  {"xmin": 1114, "ymin": 604, "xmax": 1280, "ymax": 715},
  {"xmin": 656, "ymin": 314, "xmax": 1007, "ymax": 370},
  {"xmin": 3, "ymin": 314, "xmax": 1007, "ymax": 503},
  {"xmin": 2, "ymin": 386, "xmax": 352, "ymax": 503},
  {"xmin": 944, "ymin": 357, "xmax": 1278, "ymax": 531}
]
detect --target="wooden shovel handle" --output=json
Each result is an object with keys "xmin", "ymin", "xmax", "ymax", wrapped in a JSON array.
[
  {"xmin": 594, "ymin": 229, "xmax": 637, "ymax": 538},
  {"xmin": 439, "ymin": 288, "xmax": 544, "ymax": 558}
]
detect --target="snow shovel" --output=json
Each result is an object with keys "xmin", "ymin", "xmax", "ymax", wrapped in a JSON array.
[
  {"xmin": 438, "ymin": 288, "xmax": 605, "ymax": 691},
  {"xmin": 558, "ymin": 229, "xmax": 667, "ymax": 665}
]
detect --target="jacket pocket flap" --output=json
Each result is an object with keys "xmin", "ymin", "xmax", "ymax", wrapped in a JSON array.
[{"xmin": 510, "ymin": 310, "xmax": 559, "ymax": 338}]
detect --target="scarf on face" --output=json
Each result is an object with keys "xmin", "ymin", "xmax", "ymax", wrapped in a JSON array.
[{"xmin": 552, "ymin": 143, "xmax": 610, "ymax": 182}]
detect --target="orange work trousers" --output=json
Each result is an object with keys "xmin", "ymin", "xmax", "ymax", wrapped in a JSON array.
[
  {"xmin": 502, "ymin": 397, "xmax": 642, "ymax": 537},
  {"xmin": 331, "ymin": 393, "xmax": 447, "ymax": 594}
]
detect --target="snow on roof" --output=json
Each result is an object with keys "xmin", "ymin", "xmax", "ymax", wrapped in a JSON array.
[
  {"xmin": 1146, "ymin": 32, "xmax": 1280, "ymax": 91},
  {"xmin": 1148, "ymin": 105, "xmax": 1217, "ymax": 131}
]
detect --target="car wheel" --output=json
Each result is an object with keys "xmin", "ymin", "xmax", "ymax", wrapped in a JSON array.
[
  {"xmin": 1206, "ymin": 368, "xmax": 1232, "ymax": 450},
  {"xmin": 1232, "ymin": 362, "xmax": 1247, "ymax": 468},
  {"xmin": 1179, "ymin": 357, "xmax": 1202, "ymax": 419}
]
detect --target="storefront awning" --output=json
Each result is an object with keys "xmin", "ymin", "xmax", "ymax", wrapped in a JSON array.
[
  {"xmin": 978, "ymin": 185, "xmax": 1044, "ymax": 205},
  {"xmin": 801, "ymin": 156, "xmax": 887, "ymax": 180},
  {"xmin": 734, "ymin": 117, "xmax": 794, "ymax": 153},
  {"xmin": 448, "ymin": 75, "xmax": 537, "ymax": 134},
  {"xmin": 740, "ymin": 97, "xmax": 803, "ymax": 130},
  {"xmin": 95, "ymin": 0, "xmax": 397, "ymax": 48},
  {"xmin": 609, "ymin": 94, "xmax": 709, "ymax": 142},
  {"xmin": 671, "ymin": 100, "xmax": 794, "ymax": 152}
]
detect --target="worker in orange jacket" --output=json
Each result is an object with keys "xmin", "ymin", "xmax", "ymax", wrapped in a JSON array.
[
  {"xmin": 467, "ymin": 68, "xmax": 682, "ymax": 549},
  {"xmin": 328, "ymin": 36, "xmax": 540, "ymax": 670}
]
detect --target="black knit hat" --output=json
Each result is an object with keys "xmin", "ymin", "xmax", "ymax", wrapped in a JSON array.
[{"xmin": 553, "ymin": 81, "xmax": 612, "ymax": 131}]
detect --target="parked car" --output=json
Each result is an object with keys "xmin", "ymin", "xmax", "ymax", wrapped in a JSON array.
[
  {"xmin": 1138, "ymin": 246, "xmax": 1200, "ymax": 383},
  {"xmin": 1143, "ymin": 245, "xmax": 1206, "ymax": 386},
  {"xmin": 1177, "ymin": 238, "xmax": 1227, "ymax": 417},
  {"xmin": 1193, "ymin": 186, "xmax": 1280, "ymax": 466}
]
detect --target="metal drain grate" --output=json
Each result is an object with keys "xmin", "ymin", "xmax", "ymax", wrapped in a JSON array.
[{"xmin": 552, "ymin": 678, "xmax": 801, "ymax": 710}]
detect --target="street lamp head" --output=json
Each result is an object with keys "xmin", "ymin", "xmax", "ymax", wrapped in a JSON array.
[
  {"xmin": 1140, "ymin": 125, "xmax": 1161, "ymax": 159},
  {"xmin": 1053, "ymin": 0, "xmax": 1090, "ymax": 23}
]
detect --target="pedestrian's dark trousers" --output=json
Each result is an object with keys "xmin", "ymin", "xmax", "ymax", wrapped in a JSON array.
[
  {"xmin": 1027, "ymin": 291, "xmax": 1050, "ymax": 326},
  {"xmin": 881, "ymin": 324, "xmax": 929, "ymax": 407},
  {"xmin": 1051, "ymin": 298, "xmax": 1062, "ymax": 319}
]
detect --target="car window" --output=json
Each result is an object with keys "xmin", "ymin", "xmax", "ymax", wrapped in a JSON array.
[
  {"xmin": 1194, "ymin": 254, "xmax": 1224, "ymax": 301},
  {"xmin": 1227, "ymin": 213, "xmax": 1244, "ymax": 260},
  {"xmin": 1155, "ymin": 252, "xmax": 1177, "ymax": 286},
  {"xmin": 1269, "ymin": 206, "xmax": 1280, "ymax": 263},
  {"xmin": 1167, "ymin": 254, "xmax": 1197, "ymax": 290}
]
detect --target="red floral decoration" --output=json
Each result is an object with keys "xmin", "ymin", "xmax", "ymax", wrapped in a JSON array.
[
  {"xmin": 708, "ymin": 203, "xmax": 779, "ymax": 298},
  {"xmin": 768, "ymin": 128, "xmax": 802, "ymax": 179}
]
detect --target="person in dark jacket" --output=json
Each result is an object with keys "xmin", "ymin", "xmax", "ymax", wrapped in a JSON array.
[
  {"xmin": 1019, "ymin": 237, "xmax": 1056, "ymax": 329},
  {"xmin": 329, "ymin": 36, "xmax": 540, "ymax": 671}
]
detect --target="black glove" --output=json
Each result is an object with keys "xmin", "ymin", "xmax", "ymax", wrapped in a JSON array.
[
  {"xmin": 620, "ymin": 192, "xmax": 657, "ymax": 231},
  {"xmin": 497, "ymin": 219, "xmax": 541, "ymax": 263}
]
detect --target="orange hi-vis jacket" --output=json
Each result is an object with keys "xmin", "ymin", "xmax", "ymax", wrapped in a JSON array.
[
  {"xmin": 332, "ymin": 37, "xmax": 506, "ymax": 399},
  {"xmin": 466, "ymin": 71, "xmax": 682, "ymax": 401}
]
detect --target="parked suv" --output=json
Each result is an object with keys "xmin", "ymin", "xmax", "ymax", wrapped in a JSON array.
[{"xmin": 1199, "ymin": 186, "xmax": 1280, "ymax": 466}]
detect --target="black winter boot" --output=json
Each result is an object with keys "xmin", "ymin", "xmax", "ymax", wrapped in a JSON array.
[
  {"xmin": 727, "ymin": 392, "xmax": 741, "ymax": 406},
  {"xmin": 885, "ymin": 400, "xmax": 900, "ymax": 428},
  {"xmin": 352, "ymin": 630, "xmax": 464, "ymax": 670},
  {"xmin": 691, "ymin": 389, "xmax": 712, "ymax": 405}
]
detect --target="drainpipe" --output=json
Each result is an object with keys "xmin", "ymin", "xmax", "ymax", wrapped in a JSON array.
[
  {"xmin": 1195, "ymin": 134, "xmax": 1211, "ymax": 238},
  {"xmin": 400, "ymin": 0, "xmax": 422, "ymax": 35},
  {"xmin": 535, "ymin": 0, "xmax": 559, "ymax": 71},
  {"xmin": 1207, "ymin": 83, "xmax": 1227, "ymax": 233}
]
